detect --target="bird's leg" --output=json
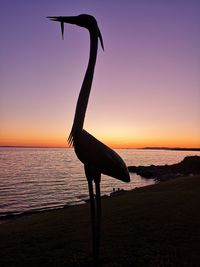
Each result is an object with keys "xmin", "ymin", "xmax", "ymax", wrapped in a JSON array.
[
  {"xmin": 87, "ymin": 179, "xmax": 96, "ymax": 261},
  {"xmin": 94, "ymin": 174, "xmax": 101, "ymax": 264}
]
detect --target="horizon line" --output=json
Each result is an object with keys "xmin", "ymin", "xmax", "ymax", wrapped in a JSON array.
[{"xmin": 0, "ymin": 145, "xmax": 200, "ymax": 151}]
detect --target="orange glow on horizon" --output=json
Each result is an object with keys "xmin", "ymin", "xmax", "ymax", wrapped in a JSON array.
[
  {"xmin": 1, "ymin": 122, "xmax": 199, "ymax": 149},
  {"xmin": 0, "ymin": 134, "xmax": 199, "ymax": 149}
]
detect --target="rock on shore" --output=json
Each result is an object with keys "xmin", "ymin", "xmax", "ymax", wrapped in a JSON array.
[{"xmin": 128, "ymin": 156, "xmax": 200, "ymax": 181}]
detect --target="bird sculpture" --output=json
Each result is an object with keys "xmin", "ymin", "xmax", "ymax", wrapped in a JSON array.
[{"xmin": 48, "ymin": 14, "xmax": 130, "ymax": 264}]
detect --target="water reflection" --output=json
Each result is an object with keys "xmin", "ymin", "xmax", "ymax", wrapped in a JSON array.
[{"xmin": 0, "ymin": 147, "xmax": 199, "ymax": 217}]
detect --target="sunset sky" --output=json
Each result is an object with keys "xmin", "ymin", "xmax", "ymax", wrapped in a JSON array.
[{"xmin": 1, "ymin": 0, "xmax": 200, "ymax": 148}]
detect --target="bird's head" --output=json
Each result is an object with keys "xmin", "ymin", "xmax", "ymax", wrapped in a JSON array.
[{"xmin": 47, "ymin": 14, "xmax": 104, "ymax": 50}]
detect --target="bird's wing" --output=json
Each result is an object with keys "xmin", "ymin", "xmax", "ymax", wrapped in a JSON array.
[{"xmin": 75, "ymin": 130, "xmax": 130, "ymax": 182}]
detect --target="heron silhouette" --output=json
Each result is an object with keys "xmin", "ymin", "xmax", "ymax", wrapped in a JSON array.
[{"xmin": 48, "ymin": 14, "xmax": 130, "ymax": 264}]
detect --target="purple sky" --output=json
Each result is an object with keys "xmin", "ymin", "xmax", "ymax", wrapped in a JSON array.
[{"xmin": 1, "ymin": 0, "xmax": 200, "ymax": 147}]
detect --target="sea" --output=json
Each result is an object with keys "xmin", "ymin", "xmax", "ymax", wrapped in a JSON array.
[{"xmin": 0, "ymin": 147, "xmax": 199, "ymax": 222}]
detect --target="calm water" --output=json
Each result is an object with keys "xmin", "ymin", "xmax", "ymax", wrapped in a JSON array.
[{"xmin": 0, "ymin": 147, "xmax": 199, "ymax": 219}]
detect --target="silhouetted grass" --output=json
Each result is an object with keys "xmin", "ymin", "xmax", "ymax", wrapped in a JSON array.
[{"xmin": 0, "ymin": 175, "xmax": 200, "ymax": 266}]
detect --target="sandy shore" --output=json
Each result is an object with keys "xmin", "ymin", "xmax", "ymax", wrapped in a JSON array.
[{"xmin": 0, "ymin": 175, "xmax": 200, "ymax": 266}]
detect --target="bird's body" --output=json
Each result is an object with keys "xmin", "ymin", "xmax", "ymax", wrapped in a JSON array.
[
  {"xmin": 48, "ymin": 14, "xmax": 130, "ymax": 264},
  {"xmin": 74, "ymin": 129, "xmax": 130, "ymax": 182}
]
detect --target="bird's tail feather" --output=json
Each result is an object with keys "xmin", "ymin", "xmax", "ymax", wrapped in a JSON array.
[{"xmin": 68, "ymin": 131, "xmax": 74, "ymax": 147}]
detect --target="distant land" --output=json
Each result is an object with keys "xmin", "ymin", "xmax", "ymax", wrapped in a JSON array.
[{"xmin": 142, "ymin": 147, "xmax": 200, "ymax": 151}]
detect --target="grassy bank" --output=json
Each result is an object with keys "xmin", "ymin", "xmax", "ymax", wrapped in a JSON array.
[{"xmin": 0, "ymin": 175, "xmax": 200, "ymax": 266}]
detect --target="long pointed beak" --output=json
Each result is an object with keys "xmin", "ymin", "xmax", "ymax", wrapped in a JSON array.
[{"xmin": 47, "ymin": 16, "xmax": 77, "ymax": 40}]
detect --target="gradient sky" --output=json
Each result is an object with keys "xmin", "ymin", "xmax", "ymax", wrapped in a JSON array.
[{"xmin": 1, "ymin": 0, "xmax": 200, "ymax": 148}]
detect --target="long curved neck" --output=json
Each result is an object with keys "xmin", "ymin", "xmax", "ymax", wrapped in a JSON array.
[{"xmin": 69, "ymin": 29, "xmax": 98, "ymax": 144}]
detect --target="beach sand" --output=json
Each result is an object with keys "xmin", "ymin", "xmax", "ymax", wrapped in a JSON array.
[{"xmin": 0, "ymin": 175, "xmax": 200, "ymax": 266}]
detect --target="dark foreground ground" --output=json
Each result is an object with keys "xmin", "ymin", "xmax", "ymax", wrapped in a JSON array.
[{"xmin": 0, "ymin": 175, "xmax": 200, "ymax": 267}]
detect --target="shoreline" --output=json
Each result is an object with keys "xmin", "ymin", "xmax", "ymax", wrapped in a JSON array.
[
  {"xmin": 0, "ymin": 205, "xmax": 69, "ymax": 225},
  {"xmin": 0, "ymin": 187, "xmax": 142, "ymax": 225},
  {"xmin": 0, "ymin": 175, "xmax": 200, "ymax": 266},
  {"xmin": 1, "ymin": 155, "xmax": 199, "ymax": 224},
  {"xmin": 0, "ymin": 181, "xmax": 156, "ymax": 225}
]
